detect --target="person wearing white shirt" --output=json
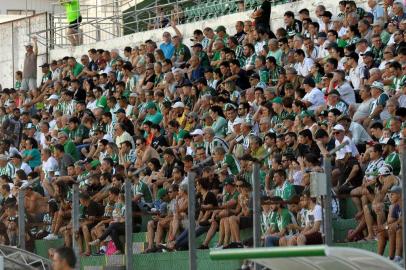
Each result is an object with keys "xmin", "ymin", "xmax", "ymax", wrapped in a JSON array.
[
  {"xmin": 368, "ymin": 0, "xmax": 384, "ymax": 21},
  {"xmin": 41, "ymin": 148, "xmax": 59, "ymax": 180},
  {"xmin": 316, "ymin": 34, "xmax": 330, "ymax": 61},
  {"xmin": 302, "ymin": 76, "xmax": 326, "ymax": 111},
  {"xmin": 332, "ymin": 124, "xmax": 359, "ymax": 161},
  {"xmin": 347, "ymin": 52, "xmax": 366, "ymax": 90},
  {"xmin": 330, "ymin": 70, "xmax": 356, "ymax": 105},
  {"xmin": 10, "ymin": 154, "xmax": 32, "ymax": 175},
  {"xmin": 303, "ymin": 38, "xmax": 319, "ymax": 60},
  {"xmin": 338, "ymin": 116, "xmax": 372, "ymax": 146},
  {"xmin": 293, "ymin": 49, "xmax": 314, "ymax": 77}
]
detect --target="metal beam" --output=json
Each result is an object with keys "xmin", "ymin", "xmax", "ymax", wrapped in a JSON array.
[
  {"xmin": 401, "ymin": 140, "xmax": 406, "ymax": 270},
  {"xmin": 252, "ymin": 162, "xmax": 261, "ymax": 270},
  {"xmin": 125, "ymin": 177, "xmax": 133, "ymax": 270},
  {"xmin": 187, "ymin": 171, "xmax": 197, "ymax": 270},
  {"xmin": 17, "ymin": 190, "xmax": 25, "ymax": 250},
  {"xmin": 72, "ymin": 184, "xmax": 80, "ymax": 270}
]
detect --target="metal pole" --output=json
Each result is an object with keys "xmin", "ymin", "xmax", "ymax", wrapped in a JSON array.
[
  {"xmin": 18, "ymin": 189, "xmax": 25, "ymax": 250},
  {"xmin": 187, "ymin": 171, "xmax": 197, "ymax": 270},
  {"xmin": 72, "ymin": 184, "xmax": 80, "ymax": 269},
  {"xmin": 125, "ymin": 178, "xmax": 133, "ymax": 270},
  {"xmin": 323, "ymin": 155, "xmax": 333, "ymax": 246},
  {"xmin": 252, "ymin": 162, "xmax": 261, "ymax": 270},
  {"xmin": 401, "ymin": 140, "xmax": 406, "ymax": 269}
]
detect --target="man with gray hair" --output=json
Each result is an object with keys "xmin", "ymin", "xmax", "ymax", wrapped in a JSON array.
[{"xmin": 203, "ymin": 127, "xmax": 229, "ymax": 156}]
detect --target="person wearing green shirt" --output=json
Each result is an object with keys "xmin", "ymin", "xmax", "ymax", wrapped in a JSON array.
[
  {"xmin": 209, "ymin": 105, "xmax": 228, "ymax": 137},
  {"xmin": 94, "ymin": 87, "xmax": 108, "ymax": 111},
  {"xmin": 67, "ymin": 57, "xmax": 83, "ymax": 78},
  {"xmin": 58, "ymin": 131, "xmax": 80, "ymax": 161},
  {"xmin": 60, "ymin": 0, "xmax": 82, "ymax": 46},
  {"xmin": 144, "ymin": 101, "xmax": 163, "ymax": 125},
  {"xmin": 273, "ymin": 169, "xmax": 295, "ymax": 201},
  {"xmin": 264, "ymin": 197, "xmax": 293, "ymax": 247},
  {"xmin": 22, "ymin": 138, "xmax": 42, "ymax": 170},
  {"xmin": 213, "ymin": 146, "xmax": 241, "ymax": 175},
  {"xmin": 383, "ymin": 138, "xmax": 401, "ymax": 175},
  {"xmin": 168, "ymin": 120, "xmax": 189, "ymax": 146},
  {"xmin": 133, "ymin": 175, "xmax": 153, "ymax": 204}
]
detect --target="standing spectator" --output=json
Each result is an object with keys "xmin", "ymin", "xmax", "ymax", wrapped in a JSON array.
[
  {"xmin": 21, "ymin": 37, "xmax": 38, "ymax": 91},
  {"xmin": 60, "ymin": 0, "xmax": 82, "ymax": 46}
]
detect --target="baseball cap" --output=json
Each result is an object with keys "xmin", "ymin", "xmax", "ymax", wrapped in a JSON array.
[
  {"xmin": 25, "ymin": 42, "xmax": 33, "ymax": 47},
  {"xmin": 300, "ymin": 110, "xmax": 314, "ymax": 118},
  {"xmin": 389, "ymin": 185, "xmax": 402, "ymax": 193},
  {"xmin": 282, "ymin": 114, "xmax": 295, "ymax": 121},
  {"xmin": 190, "ymin": 129, "xmax": 204, "ymax": 136},
  {"xmin": 328, "ymin": 89, "xmax": 341, "ymax": 96},
  {"xmin": 145, "ymin": 101, "xmax": 156, "ymax": 110},
  {"xmin": 362, "ymin": 51, "xmax": 375, "ymax": 58},
  {"xmin": 115, "ymin": 108, "xmax": 126, "ymax": 114},
  {"xmin": 39, "ymin": 63, "xmax": 49, "ymax": 68},
  {"xmin": 47, "ymin": 94, "xmax": 59, "ymax": 101},
  {"xmin": 333, "ymin": 124, "xmax": 345, "ymax": 131},
  {"xmin": 172, "ymin": 101, "xmax": 185, "ymax": 109},
  {"xmin": 187, "ymin": 112, "xmax": 198, "ymax": 120},
  {"xmin": 271, "ymin": 97, "xmax": 283, "ymax": 104},
  {"xmin": 215, "ymin": 25, "xmax": 226, "ymax": 33},
  {"xmin": 378, "ymin": 164, "xmax": 393, "ymax": 176},
  {"xmin": 129, "ymin": 93, "xmax": 138, "ymax": 98},
  {"xmin": 224, "ymin": 176, "xmax": 235, "ymax": 185},
  {"xmin": 232, "ymin": 118, "xmax": 244, "ymax": 126},
  {"xmin": 381, "ymin": 138, "xmax": 396, "ymax": 147},
  {"xmin": 191, "ymin": 43, "xmax": 203, "ymax": 49},
  {"xmin": 317, "ymin": 32, "xmax": 327, "ymax": 39},
  {"xmin": 25, "ymin": 123, "xmax": 36, "ymax": 130},
  {"xmin": 250, "ymin": 73, "xmax": 260, "ymax": 79},
  {"xmin": 371, "ymin": 81, "xmax": 384, "ymax": 91}
]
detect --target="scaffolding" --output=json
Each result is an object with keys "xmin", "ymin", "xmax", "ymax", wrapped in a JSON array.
[{"xmin": 30, "ymin": 0, "xmax": 197, "ymax": 48}]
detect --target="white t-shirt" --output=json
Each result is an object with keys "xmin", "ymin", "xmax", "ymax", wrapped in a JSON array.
[
  {"xmin": 305, "ymin": 204, "xmax": 323, "ymax": 233},
  {"xmin": 294, "ymin": 57, "xmax": 314, "ymax": 77},
  {"xmin": 335, "ymin": 135, "xmax": 358, "ymax": 160},
  {"xmin": 303, "ymin": 88, "xmax": 326, "ymax": 111},
  {"xmin": 42, "ymin": 156, "xmax": 59, "ymax": 180},
  {"xmin": 349, "ymin": 65, "xmax": 365, "ymax": 90},
  {"xmin": 337, "ymin": 82, "xmax": 356, "ymax": 105}
]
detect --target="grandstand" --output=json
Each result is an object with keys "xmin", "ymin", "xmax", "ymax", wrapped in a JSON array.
[{"xmin": 0, "ymin": 0, "xmax": 405, "ymax": 269}]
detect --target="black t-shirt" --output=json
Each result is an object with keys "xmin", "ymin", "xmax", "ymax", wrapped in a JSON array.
[
  {"xmin": 255, "ymin": 0, "xmax": 271, "ymax": 29},
  {"xmin": 151, "ymin": 134, "xmax": 169, "ymax": 152},
  {"xmin": 83, "ymin": 200, "xmax": 104, "ymax": 219},
  {"xmin": 236, "ymin": 69, "xmax": 250, "ymax": 90},
  {"xmin": 74, "ymin": 88, "xmax": 86, "ymax": 102},
  {"xmin": 120, "ymin": 118, "xmax": 135, "ymax": 136},
  {"xmin": 143, "ymin": 74, "xmax": 156, "ymax": 86}
]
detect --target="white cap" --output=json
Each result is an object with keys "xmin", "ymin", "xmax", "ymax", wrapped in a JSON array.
[
  {"xmin": 333, "ymin": 124, "xmax": 345, "ymax": 131},
  {"xmin": 47, "ymin": 94, "xmax": 59, "ymax": 101},
  {"xmin": 190, "ymin": 129, "xmax": 204, "ymax": 136},
  {"xmin": 232, "ymin": 118, "xmax": 244, "ymax": 126},
  {"xmin": 25, "ymin": 42, "xmax": 33, "ymax": 47},
  {"xmin": 129, "ymin": 93, "xmax": 138, "ymax": 98},
  {"xmin": 172, "ymin": 101, "xmax": 185, "ymax": 109}
]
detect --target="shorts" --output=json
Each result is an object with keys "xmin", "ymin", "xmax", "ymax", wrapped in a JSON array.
[
  {"xmin": 69, "ymin": 16, "xmax": 82, "ymax": 30},
  {"xmin": 305, "ymin": 231, "xmax": 323, "ymax": 245},
  {"xmin": 21, "ymin": 78, "xmax": 37, "ymax": 91}
]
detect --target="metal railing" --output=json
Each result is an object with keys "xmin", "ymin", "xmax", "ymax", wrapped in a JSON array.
[{"xmin": 30, "ymin": 0, "xmax": 245, "ymax": 48}]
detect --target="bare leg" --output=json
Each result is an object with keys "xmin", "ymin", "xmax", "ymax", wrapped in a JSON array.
[
  {"xmin": 81, "ymin": 224, "xmax": 91, "ymax": 254},
  {"xmin": 395, "ymin": 228, "xmax": 403, "ymax": 258},
  {"xmin": 223, "ymin": 217, "xmax": 231, "ymax": 246},
  {"xmin": 377, "ymin": 230, "xmax": 388, "ymax": 256},
  {"xmin": 351, "ymin": 187, "xmax": 363, "ymax": 215},
  {"xmin": 202, "ymin": 220, "xmax": 218, "ymax": 246},
  {"xmin": 363, "ymin": 203, "xmax": 375, "ymax": 239},
  {"xmin": 146, "ymin": 220, "xmax": 156, "ymax": 249},
  {"xmin": 229, "ymin": 216, "xmax": 240, "ymax": 243},
  {"xmin": 296, "ymin": 234, "xmax": 306, "ymax": 245}
]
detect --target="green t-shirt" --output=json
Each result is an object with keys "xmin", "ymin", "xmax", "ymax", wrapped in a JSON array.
[
  {"xmin": 134, "ymin": 180, "xmax": 153, "ymax": 203},
  {"xmin": 96, "ymin": 96, "xmax": 108, "ymax": 111},
  {"xmin": 64, "ymin": 140, "xmax": 79, "ymax": 161},
  {"xmin": 211, "ymin": 116, "xmax": 227, "ymax": 137},
  {"xmin": 63, "ymin": 0, "xmax": 81, "ymax": 22},
  {"xmin": 276, "ymin": 208, "xmax": 293, "ymax": 232},
  {"xmin": 144, "ymin": 112, "xmax": 163, "ymax": 125},
  {"xmin": 224, "ymin": 190, "xmax": 239, "ymax": 204},
  {"xmin": 173, "ymin": 129, "xmax": 189, "ymax": 144},
  {"xmin": 22, "ymin": 148, "xmax": 41, "ymax": 169},
  {"xmin": 72, "ymin": 62, "xmax": 83, "ymax": 78},
  {"xmin": 221, "ymin": 154, "xmax": 240, "ymax": 175},
  {"xmin": 274, "ymin": 180, "xmax": 295, "ymax": 201},
  {"xmin": 385, "ymin": 152, "xmax": 401, "ymax": 176}
]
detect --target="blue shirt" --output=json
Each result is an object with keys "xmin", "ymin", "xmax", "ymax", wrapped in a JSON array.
[
  {"xmin": 371, "ymin": 5, "xmax": 384, "ymax": 20},
  {"xmin": 160, "ymin": 42, "xmax": 175, "ymax": 60},
  {"xmin": 191, "ymin": 65, "xmax": 205, "ymax": 82}
]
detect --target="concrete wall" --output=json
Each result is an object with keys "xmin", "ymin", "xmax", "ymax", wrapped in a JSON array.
[
  {"xmin": 0, "ymin": 13, "xmax": 48, "ymax": 88},
  {"xmin": 0, "ymin": 0, "xmax": 52, "ymax": 14}
]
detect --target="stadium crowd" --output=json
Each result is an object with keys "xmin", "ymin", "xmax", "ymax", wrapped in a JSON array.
[{"xmin": 0, "ymin": 0, "xmax": 405, "ymax": 267}]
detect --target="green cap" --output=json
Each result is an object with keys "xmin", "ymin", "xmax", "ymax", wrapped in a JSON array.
[
  {"xmin": 300, "ymin": 110, "xmax": 314, "ymax": 118},
  {"xmin": 90, "ymin": 159, "xmax": 101, "ymax": 169},
  {"xmin": 328, "ymin": 89, "xmax": 340, "ymax": 96},
  {"xmin": 271, "ymin": 97, "xmax": 283, "ymax": 104},
  {"xmin": 157, "ymin": 188, "xmax": 168, "ymax": 200},
  {"xmin": 145, "ymin": 101, "xmax": 156, "ymax": 110},
  {"xmin": 215, "ymin": 25, "xmax": 226, "ymax": 33},
  {"xmin": 283, "ymin": 114, "xmax": 295, "ymax": 121},
  {"xmin": 224, "ymin": 176, "xmax": 235, "ymax": 185}
]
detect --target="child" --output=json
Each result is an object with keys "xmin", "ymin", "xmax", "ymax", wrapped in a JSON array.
[{"xmin": 15, "ymin": 71, "xmax": 22, "ymax": 91}]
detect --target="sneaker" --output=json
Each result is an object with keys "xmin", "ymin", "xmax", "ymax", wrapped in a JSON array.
[
  {"xmin": 213, "ymin": 243, "xmax": 223, "ymax": 250},
  {"xmin": 394, "ymin": 256, "xmax": 402, "ymax": 263},
  {"xmin": 43, "ymin": 234, "xmax": 58, "ymax": 240},
  {"xmin": 89, "ymin": 239, "xmax": 101, "ymax": 246}
]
